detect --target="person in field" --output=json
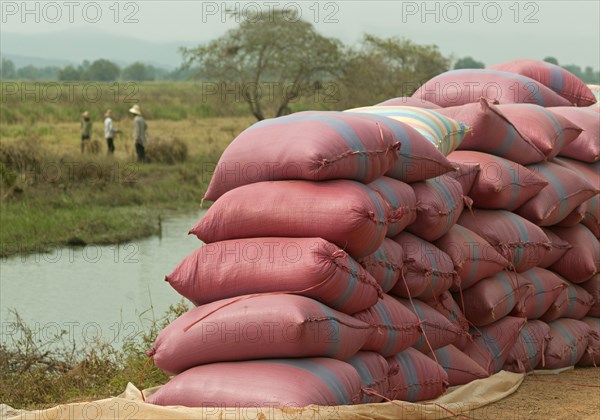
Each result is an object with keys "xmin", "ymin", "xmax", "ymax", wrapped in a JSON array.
[
  {"xmin": 129, "ymin": 104, "xmax": 148, "ymax": 162},
  {"xmin": 104, "ymin": 109, "xmax": 119, "ymax": 155},
  {"xmin": 80, "ymin": 111, "xmax": 92, "ymax": 153}
]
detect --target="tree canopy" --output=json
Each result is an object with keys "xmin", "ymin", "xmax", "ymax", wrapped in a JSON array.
[{"xmin": 454, "ymin": 56, "xmax": 485, "ymax": 69}]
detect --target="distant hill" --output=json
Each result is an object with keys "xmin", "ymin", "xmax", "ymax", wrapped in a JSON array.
[{"xmin": 1, "ymin": 28, "xmax": 200, "ymax": 69}]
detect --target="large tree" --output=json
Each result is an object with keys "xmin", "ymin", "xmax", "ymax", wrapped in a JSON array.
[
  {"xmin": 181, "ymin": 9, "xmax": 343, "ymax": 120},
  {"xmin": 83, "ymin": 59, "xmax": 120, "ymax": 81},
  {"xmin": 122, "ymin": 62, "xmax": 156, "ymax": 81},
  {"xmin": 454, "ymin": 56, "xmax": 485, "ymax": 69}
]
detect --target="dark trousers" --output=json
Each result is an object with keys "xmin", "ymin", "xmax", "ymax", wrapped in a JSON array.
[
  {"xmin": 136, "ymin": 143, "xmax": 146, "ymax": 162},
  {"xmin": 106, "ymin": 138, "xmax": 115, "ymax": 154}
]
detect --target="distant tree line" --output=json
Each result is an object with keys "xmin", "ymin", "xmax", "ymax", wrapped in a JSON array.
[{"xmin": 0, "ymin": 58, "xmax": 194, "ymax": 81}]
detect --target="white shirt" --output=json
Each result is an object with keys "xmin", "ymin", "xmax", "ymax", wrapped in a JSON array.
[{"xmin": 104, "ymin": 117, "xmax": 115, "ymax": 139}]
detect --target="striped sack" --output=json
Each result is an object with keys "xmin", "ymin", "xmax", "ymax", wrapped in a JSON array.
[
  {"xmin": 540, "ymin": 281, "xmax": 594, "ymax": 322},
  {"xmin": 368, "ymin": 176, "xmax": 417, "ymax": 237},
  {"xmin": 426, "ymin": 291, "xmax": 471, "ymax": 350},
  {"xmin": 358, "ymin": 238, "xmax": 404, "ymax": 294},
  {"xmin": 376, "ymin": 97, "xmax": 441, "ymax": 108},
  {"xmin": 166, "ymin": 237, "xmax": 382, "ymax": 314},
  {"xmin": 347, "ymin": 351, "xmax": 390, "ymax": 403},
  {"xmin": 549, "ymin": 224, "xmax": 600, "ymax": 283},
  {"xmin": 353, "ymin": 294, "xmax": 421, "ymax": 357},
  {"xmin": 489, "ymin": 59, "xmax": 597, "ymax": 106},
  {"xmin": 516, "ymin": 161, "xmax": 598, "ymax": 226},
  {"xmin": 580, "ymin": 274, "xmax": 600, "ymax": 317},
  {"xmin": 463, "ymin": 316, "xmax": 527, "ymax": 375},
  {"xmin": 551, "ymin": 107, "xmax": 600, "ymax": 163},
  {"xmin": 540, "ymin": 318, "xmax": 592, "ymax": 369},
  {"xmin": 203, "ymin": 111, "xmax": 401, "ymax": 201},
  {"xmin": 446, "ymin": 161, "xmax": 480, "ymax": 195},
  {"xmin": 457, "ymin": 209, "xmax": 551, "ymax": 273},
  {"xmin": 438, "ymin": 99, "xmax": 545, "ymax": 165},
  {"xmin": 412, "ymin": 69, "xmax": 572, "ymax": 107},
  {"xmin": 407, "ymin": 174, "xmax": 466, "ymax": 242},
  {"xmin": 149, "ymin": 294, "xmax": 373, "ymax": 375},
  {"xmin": 147, "ymin": 358, "xmax": 363, "ymax": 407},
  {"xmin": 435, "ymin": 224, "xmax": 510, "ymax": 291},
  {"xmin": 577, "ymin": 317, "xmax": 600, "ymax": 367},
  {"xmin": 386, "ymin": 347, "xmax": 448, "ymax": 402},
  {"xmin": 190, "ymin": 180, "xmax": 390, "ymax": 260},
  {"xmin": 539, "ymin": 228, "xmax": 571, "ymax": 268},
  {"xmin": 495, "ymin": 104, "xmax": 582, "ymax": 159},
  {"xmin": 396, "ymin": 298, "xmax": 462, "ymax": 352},
  {"xmin": 390, "ymin": 232, "xmax": 458, "ymax": 299},
  {"xmin": 346, "ymin": 106, "xmax": 469, "ymax": 155},
  {"xmin": 448, "ymin": 150, "xmax": 548, "ymax": 211},
  {"xmin": 511, "ymin": 267, "xmax": 568, "ymax": 320},
  {"xmin": 457, "ymin": 271, "xmax": 532, "ymax": 327},
  {"xmin": 503, "ymin": 320, "xmax": 550, "ymax": 373},
  {"xmin": 427, "ymin": 344, "xmax": 490, "ymax": 386}
]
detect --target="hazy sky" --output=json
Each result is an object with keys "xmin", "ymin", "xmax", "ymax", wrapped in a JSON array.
[{"xmin": 2, "ymin": 0, "xmax": 599, "ymax": 68}]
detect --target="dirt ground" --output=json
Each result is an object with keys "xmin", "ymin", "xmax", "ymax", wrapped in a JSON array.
[{"xmin": 468, "ymin": 368, "xmax": 600, "ymax": 420}]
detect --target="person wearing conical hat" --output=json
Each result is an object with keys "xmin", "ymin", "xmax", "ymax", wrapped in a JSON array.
[
  {"xmin": 80, "ymin": 111, "xmax": 92, "ymax": 154},
  {"xmin": 129, "ymin": 104, "xmax": 148, "ymax": 162},
  {"xmin": 104, "ymin": 109, "xmax": 118, "ymax": 155}
]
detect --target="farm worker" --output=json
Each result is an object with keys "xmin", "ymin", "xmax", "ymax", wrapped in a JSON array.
[
  {"xmin": 80, "ymin": 111, "xmax": 92, "ymax": 153},
  {"xmin": 104, "ymin": 109, "xmax": 118, "ymax": 155},
  {"xmin": 129, "ymin": 104, "xmax": 148, "ymax": 162}
]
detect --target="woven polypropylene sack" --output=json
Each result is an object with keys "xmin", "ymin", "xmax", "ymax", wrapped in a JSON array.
[
  {"xmin": 346, "ymin": 351, "xmax": 390, "ymax": 403},
  {"xmin": 540, "ymin": 281, "xmax": 594, "ymax": 322},
  {"xmin": 435, "ymin": 224, "xmax": 510, "ymax": 291},
  {"xmin": 427, "ymin": 344, "xmax": 490, "ymax": 386},
  {"xmin": 353, "ymin": 294, "xmax": 421, "ymax": 357},
  {"xmin": 495, "ymin": 104, "xmax": 582, "ymax": 159},
  {"xmin": 539, "ymin": 228, "xmax": 571, "ymax": 268},
  {"xmin": 489, "ymin": 59, "xmax": 597, "ymax": 106},
  {"xmin": 407, "ymin": 174, "xmax": 465, "ymax": 242},
  {"xmin": 149, "ymin": 294, "xmax": 373, "ymax": 375},
  {"xmin": 346, "ymin": 106, "xmax": 469, "ymax": 156},
  {"xmin": 446, "ymin": 161, "xmax": 480, "ymax": 195},
  {"xmin": 426, "ymin": 291, "xmax": 470, "ymax": 350},
  {"xmin": 358, "ymin": 238, "xmax": 404, "ymax": 294},
  {"xmin": 448, "ymin": 151, "xmax": 548, "ymax": 210},
  {"xmin": 457, "ymin": 209, "xmax": 551, "ymax": 272},
  {"xmin": 511, "ymin": 267, "xmax": 568, "ymax": 320},
  {"xmin": 515, "ymin": 161, "xmax": 598, "ymax": 226},
  {"xmin": 369, "ymin": 116, "xmax": 456, "ymax": 183},
  {"xmin": 437, "ymin": 99, "xmax": 545, "ymax": 165},
  {"xmin": 376, "ymin": 97, "xmax": 442, "ymax": 108},
  {"xmin": 147, "ymin": 358, "xmax": 364, "ymax": 407},
  {"xmin": 577, "ymin": 317, "xmax": 600, "ymax": 366},
  {"xmin": 368, "ymin": 176, "xmax": 417, "ymax": 237},
  {"xmin": 190, "ymin": 180, "xmax": 389, "ymax": 260},
  {"xmin": 463, "ymin": 316, "xmax": 527, "ymax": 375},
  {"xmin": 412, "ymin": 69, "xmax": 572, "ymax": 107},
  {"xmin": 503, "ymin": 320, "xmax": 550, "ymax": 373},
  {"xmin": 386, "ymin": 347, "xmax": 449, "ymax": 402},
  {"xmin": 390, "ymin": 232, "xmax": 458, "ymax": 299},
  {"xmin": 540, "ymin": 319, "xmax": 592, "ymax": 369},
  {"xmin": 549, "ymin": 224, "xmax": 600, "ymax": 283},
  {"xmin": 457, "ymin": 271, "xmax": 532, "ymax": 327},
  {"xmin": 396, "ymin": 298, "xmax": 461, "ymax": 352},
  {"xmin": 203, "ymin": 111, "xmax": 401, "ymax": 201},
  {"xmin": 551, "ymin": 107, "xmax": 600, "ymax": 163},
  {"xmin": 580, "ymin": 275, "xmax": 600, "ymax": 317},
  {"xmin": 167, "ymin": 238, "xmax": 382, "ymax": 314}
]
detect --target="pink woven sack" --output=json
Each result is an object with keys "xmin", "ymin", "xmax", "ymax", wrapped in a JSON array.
[
  {"xmin": 551, "ymin": 107, "xmax": 600, "ymax": 163},
  {"xmin": 427, "ymin": 344, "xmax": 489, "ymax": 386},
  {"xmin": 540, "ymin": 282, "xmax": 594, "ymax": 322},
  {"xmin": 538, "ymin": 228, "xmax": 571, "ymax": 268},
  {"xmin": 540, "ymin": 319, "xmax": 592, "ymax": 369},
  {"xmin": 368, "ymin": 176, "xmax": 417, "ymax": 237},
  {"xmin": 358, "ymin": 238, "xmax": 404, "ymax": 293},
  {"xmin": 347, "ymin": 351, "xmax": 390, "ymax": 403},
  {"xmin": 580, "ymin": 275, "xmax": 600, "ymax": 317},
  {"xmin": 511, "ymin": 267, "xmax": 568, "ymax": 320},
  {"xmin": 549, "ymin": 224, "xmax": 600, "ymax": 283},
  {"xmin": 426, "ymin": 291, "xmax": 470, "ymax": 350},
  {"xmin": 577, "ymin": 317, "xmax": 600, "ymax": 367},
  {"xmin": 503, "ymin": 320, "xmax": 550, "ymax": 373}
]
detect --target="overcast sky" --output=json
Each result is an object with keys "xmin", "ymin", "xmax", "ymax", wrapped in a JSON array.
[{"xmin": 2, "ymin": 0, "xmax": 599, "ymax": 68}]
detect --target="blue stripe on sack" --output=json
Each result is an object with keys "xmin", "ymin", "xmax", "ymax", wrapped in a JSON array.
[
  {"xmin": 482, "ymin": 333, "xmax": 503, "ymax": 372},
  {"xmin": 552, "ymin": 322, "xmax": 579, "ymax": 366},
  {"xmin": 355, "ymin": 182, "xmax": 388, "ymax": 254},
  {"xmin": 561, "ymin": 285, "xmax": 577, "ymax": 318},
  {"xmin": 540, "ymin": 108, "xmax": 565, "ymax": 151},
  {"xmin": 524, "ymin": 270, "xmax": 545, "ymax": 317},
  {"xmin": 372, "ymin": 178, "xmax": 400, "ymax": 207},
  {"xmin": 429, "ymin": 178, "xmax": 457, "ymax": 235},
  {"xmin": 448, "ymin": 70, "xmax": 544, "ymax": 105},
  {"xmin": 490, "ymin": 125, "xmax": 518, "ymax": 156},
  {"xmin": 419, "ymin": 236, "xmax": 441, "ymax": 291},
  {"xmin": 411, "ymin": 302, "xmax": 426, "ymax": 349},
  {"xmin": 502, "ymin": 159, "xmax": 521, "ymax": 210},
  {"xmin": 347, "ymin": 356, "xmax": 374, "ymax": 387},
  {"xmin": 396, "ymin": 351, "xmax": 421, "ymax": 401},
  {"xmin": 318, "ymin": 304, "xmax": 343, "ymax": 358},
  {"xmin": 504, "ymin": 212, "xmax": 529, "ymax": 266},
  {"xmin": 329, "ymin": 258, "xmax": 358, "ymax": 309},
  {"xmin": 458, "ymin": 227, "xmax": 480, "ymax": 284},
  {"xmin": 375, "ymin": 301, "xmax": 398, "ymax": 356},
  {"xmin": 497, "ymin": 272, "xmax": 517, "ymax": 310},
  {"xmin": 521, "ymin": 327, "xmax": 538, "ymax": 364},
  {"xmin": 268, "ymin": 359, "xmax": 350, "ymax": 404},
  {"xmin": 548, "ymin": 65, "xmax": 565, "ymax": 93},
  {"xmin": 532, "ymin": 164, "xmax": 570, "ymax": 221},
  {"xmin": 434, "ymin": 346, "xmax": 451, "ymax": 369}
]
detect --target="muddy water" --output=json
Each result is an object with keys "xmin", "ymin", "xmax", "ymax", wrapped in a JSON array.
[{"xmin": 0, "ymin": 212, "xmax": 204, "ymax": 348}]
